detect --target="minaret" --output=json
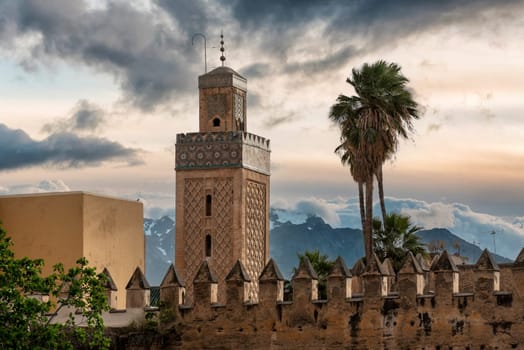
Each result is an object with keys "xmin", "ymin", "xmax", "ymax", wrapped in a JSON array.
[{"xmin": 175, "ymin": 35, "xmax": 270, "ymax": 303}]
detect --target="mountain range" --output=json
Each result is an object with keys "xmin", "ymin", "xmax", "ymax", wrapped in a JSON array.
[
  {"xmin": 144, "ymin": 212, "xmax": 511, "ymax": 285},
  {"xmin": 144, "ymin": 216, "xmax": 175, "ymax": 285}
]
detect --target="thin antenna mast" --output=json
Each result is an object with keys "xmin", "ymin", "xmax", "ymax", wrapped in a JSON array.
[
  {"xmin": 491, "ymin": 230, "xmax": 497, "ymax": 254},
  {"xmin": 192, "ymin": 33, "xmax": 207, "ymax": 73}
]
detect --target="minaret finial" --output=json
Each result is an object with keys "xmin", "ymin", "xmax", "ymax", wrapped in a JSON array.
[{"xmin": 220, "ymin": 31, "xmax": 226, "ymax": 67}]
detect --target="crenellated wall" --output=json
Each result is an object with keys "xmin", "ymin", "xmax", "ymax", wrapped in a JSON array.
[{"xmin": 111, "ymin": 249, "xmax": 524, "ymax": 349}]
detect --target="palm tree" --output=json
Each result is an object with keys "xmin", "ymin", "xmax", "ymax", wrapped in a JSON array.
[
  {"xmin": 333, "ymin": 118, "xmax": 368, "ymax": 233},
  {"xmin": 293, "ymin": 250, "xmax": 335, "ymax": 300},
  {"xmin": 331, "ymin": 97, "xmax": 375, "ymax": 259},
  {"xmin": 329, "ymin": 60, "xmax": 420, "ymax": 261},
  {"xmin": 373, "ymin": 213, "xmax": 427, "ymax": 272}
]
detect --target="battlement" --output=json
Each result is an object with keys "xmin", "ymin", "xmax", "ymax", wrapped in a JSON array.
[
  {"xmin": 100, "ymin": 248, "xmax": 524, "ymax": 349},
  {"xmin": 176, "ymin": 131, "xmax": 270, "ymax": 150},
  {"xmin": 175, "ymin": 131, "xmax": 270, "ymax": 175}
]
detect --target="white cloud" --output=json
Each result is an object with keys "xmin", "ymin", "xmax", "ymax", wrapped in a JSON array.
[
  {"xmin": 512, "ymin": 217, "xmax": 524, "ymax": 229},
  {"xmin": 118, "ymin": 191, "xmax": 174, "ymax": 219},
  {"xmin": 295, "ymin": 199, "xmax": 341, "ymax": 227},
  {"xmin": 1, "ymin": 180, "xmax": 175, "ymax": 220},
  {"xmin": 276, "ymin": 196, "xmax": 524, "ymax": 260},
  {"xmin": 144, "ymin": 206, "xmax": 175, "ymax": 220},
  {"xmin": 271, "ymin": 197, "xmax": 344, "ymax": 227},
  {"xmin": 387, "ymin": 198, "xmax": 456, "ymax": 228},
  {"xmin": 384, "ymin": 198, "xmax": 524, "ymax": 258},
  {"xmin": 3, "ymin": 180, "xmax": 71, "ymax": 194}
]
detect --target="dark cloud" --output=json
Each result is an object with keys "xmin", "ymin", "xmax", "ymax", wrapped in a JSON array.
[
  {"xmin": 227, "ymin": 0, "xmax": 519, "ymax": 34},
  {"xmin": 225, "ymin": 0, "xmax": 336, "ymax": 28},
  {"xmin": 0, "ymin": 123, "xmax": 142, "ymax": 171},
  {"xmin": 42, "ymin": 99, "xmax": 105, "ymax": 133},
  {"xmin": 247, "ymin": 92, "xmax": 262, "ymax": 109},
  {"xmin": 283, "ymin": 45, "xmax": 357, "ymax": 75},
  {"xmin": 72, "ymin": 102, "xmax": 104, "ymax": 130},
  {"xmin": 263, "ymin": 113, "xmax": 299, "ymax": 129},
  {"xmin": 427, "ymin": 123, "xmax": 442, "ymax": 133},
  {"xmin": 225, "ymin": 0, "xmax": 522, "ymax": 76},
  {"xmin": 155, "ymin": 0, "xmax": 216, "ymax": 36},
  {"xmin": 1, "ymin": 0, "xmax": 201, "ymax": 110},
  {"xmin": 325, "ymin": 1, "xmax": 517, "ymax": 56},
  {"xmin": 240, "ymin": 63, "xmax": 272, "ymax": 79},
  {"xmin": 479, "ymin": 107, "xmax": 496, "ymax": 120},
  {"xmin": 2, "ymin": 0, "xmax": 521, "ymax": 111}
]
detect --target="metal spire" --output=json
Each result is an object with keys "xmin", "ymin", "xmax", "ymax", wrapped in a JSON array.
[{"xmin": 220, "ymin": 32, "xmax": 226, "ymax": 66}]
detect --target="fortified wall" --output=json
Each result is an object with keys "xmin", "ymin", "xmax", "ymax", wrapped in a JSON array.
[{"xmin": 107, "ymin": 248, "xmax": 524, "ymax": 349}]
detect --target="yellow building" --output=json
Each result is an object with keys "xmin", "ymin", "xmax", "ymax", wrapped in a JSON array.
[{"xmin": 0, "ymin": 191, "xmax": 144, "ymax": 310}]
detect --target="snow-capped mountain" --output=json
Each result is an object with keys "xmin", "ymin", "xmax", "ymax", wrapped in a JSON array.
[
  {"xmin": 269, "ymin": 209, "xmax": 510, "ymax": 278},
  {"xmin": 144, "ymin": 216, "xmax": 175, "ymax": 285},
  {"xmin": 143, "ymin": 209, "xmax": 511, "ymax": 285}
]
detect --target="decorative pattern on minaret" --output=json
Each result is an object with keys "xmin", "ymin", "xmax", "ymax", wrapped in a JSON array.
[
  {"xmin": 175, "ymin": 48, "xmax": 270, "ymax": 304},
  {"xmin": 220, "ymin": 32, "xmax": 226, "ymax": 66}
]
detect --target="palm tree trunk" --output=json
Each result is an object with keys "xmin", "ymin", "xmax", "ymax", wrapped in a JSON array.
[
  {"xmin": 364, "ymin": 175, "xmax": 374, "ymax": 261},
  {"xmin": 358, "ymin": 182, "xmax": 365, "ymax": 234},
  {"xmin": 376, "ymin": 165, "xmax": 387, "ymax": 226}
]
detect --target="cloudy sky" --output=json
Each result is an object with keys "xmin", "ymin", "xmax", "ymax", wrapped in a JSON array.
[{"xmin": 1, "ymin": 0, "xmax": 524, "ymax": 256}]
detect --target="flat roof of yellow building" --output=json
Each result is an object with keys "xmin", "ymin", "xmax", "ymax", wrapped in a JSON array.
[{"xmin": 0, "ymin": 191, "xmax": 141, "ymax": 204}]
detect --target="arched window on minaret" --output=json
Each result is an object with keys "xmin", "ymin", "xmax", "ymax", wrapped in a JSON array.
[
  {"xmin": 205, "ymin": 234, "xmax": 212, "ymax": 257},
  {"xmin": 212, "ymin": 118, "xmax": 221, "ymax": 127},
  {"xmin": 205, "ymin": 194, "xmax": 212, "ymax": 216}
]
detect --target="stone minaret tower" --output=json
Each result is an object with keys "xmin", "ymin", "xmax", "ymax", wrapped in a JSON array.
[{"xmin": 175, "ymin": 41, "xmax": 270, "ymax": 303}]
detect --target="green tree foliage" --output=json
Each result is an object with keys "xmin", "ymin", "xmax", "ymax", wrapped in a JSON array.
[
  {"xmin": 294, "ymin": 250, "xmax": 335, "ymax": 300},
  {"xmin": 373, "ymin": 213, "xmax": 427, "ymax": 272},
  {"xmin": 0, "ymin": 223, "xmax": 110, "ymax": 349},
  {"xmin": 329, "ymin": 60, "xmax": 420, "ymax": 262}
]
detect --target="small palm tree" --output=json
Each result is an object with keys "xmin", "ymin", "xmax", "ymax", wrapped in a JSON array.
[
  {"xmin": 329, "ymin": 60, "xmax": 420, "ymax": 261},
  {"xmin": 293, "ymin": 250, "xmax": 334, "ymax": 300},
  {"xmin": 373, "ymin": 213, "xmax": 427, "ymax": 272}
]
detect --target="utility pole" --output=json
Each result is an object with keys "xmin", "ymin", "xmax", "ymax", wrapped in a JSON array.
[{"xmin": 491, "ymin": 230, "xmax": 497, "ymax": 254}]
